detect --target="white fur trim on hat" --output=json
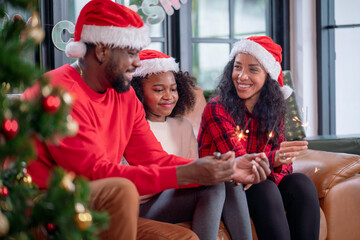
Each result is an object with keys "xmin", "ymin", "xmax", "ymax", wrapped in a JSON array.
[
  {"xmin": 81, "ymin": 24, "xmax": 150, "ymax": 50},
  {"xmin": 133, "ymin": 57, "xmax": 179, "ymax": 77},
  {"xmin": 281, "ymin": 84, "xmax": 293, "ymax": 99},
  {"xmin": 229, "ymin": 39, "xmax": 281, "ymax": 82},
  {"xmin": 65, "ymin": 24, "xmax": 150, "ymax": 59},
  {"xmin": 65, "ymin": 41, "xmax": 87, "ymax": 58}
]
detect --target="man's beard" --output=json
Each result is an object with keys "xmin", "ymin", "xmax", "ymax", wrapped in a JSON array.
[
  {"xmin": 112, "ymin": 76, "xmax": 130, "ymax": 93},
  {"xmin": 105, "ymin": 57, "xmax": 131, "ymax": 93}
]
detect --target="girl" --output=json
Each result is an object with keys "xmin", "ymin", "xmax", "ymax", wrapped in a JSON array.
[
  {"xmin": 130, "ymin": 49, "xmax": 222, "ymax": 240},
  {"xmin": 198, "ymin": 36, "xmax": 320, "ymax": 240},
  {"xmin": 131, "ymin": 49, "xmax": 198, "ymax": 159}
]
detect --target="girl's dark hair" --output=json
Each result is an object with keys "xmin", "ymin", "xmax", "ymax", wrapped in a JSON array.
[
  {"xmin": 214, "ymin": 58, "xmax": 287, "ymax": 147},
  {"xmin": 131, "ymin": 71, "xmax": 196, "ymax": 118}
]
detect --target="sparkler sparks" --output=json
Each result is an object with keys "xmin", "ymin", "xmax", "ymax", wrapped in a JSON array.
[
  {"xmin": 234, "ymin": 126, "xmax": 247, "ymax": 142},
  {"xmin": 314, "ymin": 167, "xmax": 320, "ymax": 173},
  {"xmin": 233, "ymin": 118, "xmax": 252, "ymax": 142},
  {"xmin": 293, "ymin": 107, "xmax": 310, "ymax": 131},
  {"xmin": 262, "ymin": 119, "xmax": 278, "ymax": 152}
]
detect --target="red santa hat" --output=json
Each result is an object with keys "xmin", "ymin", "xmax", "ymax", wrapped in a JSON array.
[
  {"xmin": 229, "ymin": 36, "xmax": 293, "ymax": 99},
  {"xmin": 65, "ymin": 0, "xmax": 150, "ymax": 59},
  {"xmin": 133, "ymin": 49, "xmax": 179, "ymax": 77}
]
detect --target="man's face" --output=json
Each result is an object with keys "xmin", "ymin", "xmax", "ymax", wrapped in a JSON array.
[{"xmin": 105, "ymin": 47, "xmax": 141, "ymax": 93}]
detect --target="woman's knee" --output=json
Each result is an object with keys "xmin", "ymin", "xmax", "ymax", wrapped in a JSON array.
[
  {"xmin": 280, "ymin": 173, "xmax": 318, "ymax": 200},
  {"xmin": 202, "ymin": 182, "xmax": 226, "ymax": 200},
  {"xmin": 246, "ymin": 180, "xmax": 284, "ymax": 211}
]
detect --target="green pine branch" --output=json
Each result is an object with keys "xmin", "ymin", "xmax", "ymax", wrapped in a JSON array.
[{"xmin": 0, "ymin": 1, "xmax": 108, "ymax": 239}]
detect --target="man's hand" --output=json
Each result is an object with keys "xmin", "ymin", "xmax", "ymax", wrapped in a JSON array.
[
  {"xmin": 274, "ymin": 141, "xmax": 308, "ymax": 168},
  {"xmin": 176, "ymin": 151, "xmax": 235, "ymax": 186},
  {"xmin": 232, "ymin": 153, "xmax": 271, "ymax": 186}
]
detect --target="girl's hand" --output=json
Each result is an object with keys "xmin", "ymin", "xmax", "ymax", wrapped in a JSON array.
[
  {"xmin": 274, "ymin": 141, "xmax": 308, "ymax": 168},
  {"xmin": 232, "ymin": 153, "xmax": 270, "ymax": 185}
]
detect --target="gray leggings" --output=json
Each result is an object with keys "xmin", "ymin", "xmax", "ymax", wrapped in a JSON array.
[
  {"xmin": 140, "ymin": 183, "xmax": 225, "ymax": 240},
  {"xmin": 222, "ymin": 182, "xmax": 252, "ymax": 240}
]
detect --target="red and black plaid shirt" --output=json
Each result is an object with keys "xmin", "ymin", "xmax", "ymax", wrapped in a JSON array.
[{"xmin": 198, "ymin": 96, "xmax": 292, "ymax": 185}]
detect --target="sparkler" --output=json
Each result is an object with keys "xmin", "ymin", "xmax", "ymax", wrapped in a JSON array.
[
  {"xmin": 314, "ymin": 167, "xmax": 320, "ymax": 173},
  {"xmin": 292, "ymin": 106, "xmax": 310, "ymax": 132},
  {"xmin": 233, "ymin": 118, "xmax": 252, "ymax": 142},
  {"xmin": 213, "ymin": 118, "xmax": 252, "ymax": 158},
  {"xmin": 262, "ymin": 118, "xmax": 278, "ymax": 152}
]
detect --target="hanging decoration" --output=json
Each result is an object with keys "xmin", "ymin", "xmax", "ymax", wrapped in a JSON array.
[
  {"xmin": 51, "ymin": 0, "xmax": 188, "ymax": 51},
  {"xmin": 133, "ymin": 0, "xmax": 188, "ymax": 25}
]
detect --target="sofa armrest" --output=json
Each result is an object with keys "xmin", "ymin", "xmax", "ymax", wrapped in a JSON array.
[{"xmin": 293, "ymin": 149, "xmax": 360, "ymax": 198}]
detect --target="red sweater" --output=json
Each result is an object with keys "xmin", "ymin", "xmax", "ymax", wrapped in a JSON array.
[
  {"xmin": 25, "ymin": 65, "xmax": 194, "ymax": 195},
  {"xmin": 198, "ymin": 97, "xmax": 292, "ymax": 185}
]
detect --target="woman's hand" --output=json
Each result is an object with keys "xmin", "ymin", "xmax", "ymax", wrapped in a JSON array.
[
  {"xmin": 274, "ymin": 141, "xmax": 308, "ymax": 168},
  {"xmin": 232, "ymin": 152, "xmax": 271, "ymax": 185}
]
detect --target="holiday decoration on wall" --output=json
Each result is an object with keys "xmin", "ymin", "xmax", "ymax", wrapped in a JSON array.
[
  {"xmin": 0, "ymin": 0, "xmax": 108, "ymax": 239},
  {"xmin": 51, "ymin": 0, "xmax": 189, "ymax": 51},
  {"xmin": 136, "ymin": 0, "xmax": 188, "ymax": 25}
]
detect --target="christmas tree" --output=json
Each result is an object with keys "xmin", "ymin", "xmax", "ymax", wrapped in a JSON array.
[{"xmin": 0, "ymin": 1, "xmax": 108, "ymax": 239}]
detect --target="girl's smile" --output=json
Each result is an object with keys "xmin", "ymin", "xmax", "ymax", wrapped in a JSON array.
[{"xmin": 142, "ymin": 71, "xmax": 179, "ymax": 122}]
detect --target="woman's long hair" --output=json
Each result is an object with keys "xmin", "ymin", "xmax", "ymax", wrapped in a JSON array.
[{"xmin": 214, "ymin": 58, "xmax": 287, "ymax": 147}]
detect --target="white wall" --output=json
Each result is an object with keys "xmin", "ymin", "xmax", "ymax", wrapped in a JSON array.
[{"xmin": 290, "ymin": 0, "xmax": 318, "ymax": 137}]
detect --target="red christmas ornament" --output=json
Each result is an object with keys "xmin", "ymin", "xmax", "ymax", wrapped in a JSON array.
[
  {"xmin": 45, "ymin": 223, "xmax": 57, "ymax": 235},
  {"xmin": 0, "ymin": 186, "xmax": 8, "ymax": 197},
  {"xmin": 42, "ymin": 95, "xmax": 61, "ymax": 114},
  {"xmin": 1, "ymin": 119, "xmax": 19, "ymax": 140}
]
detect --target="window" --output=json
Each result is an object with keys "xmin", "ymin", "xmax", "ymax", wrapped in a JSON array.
[
  {"xmin": 180, "ymin": 0, "xmax": 268, "ymax": 91},
  {"xmin": 317, "ymin": 0, "xmax": 360, "ymax": 135}
]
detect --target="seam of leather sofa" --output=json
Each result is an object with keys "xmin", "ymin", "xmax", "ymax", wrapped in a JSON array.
[{"xmin": 325, "ymin": 157, "xmax": 360, "ymax": 195}]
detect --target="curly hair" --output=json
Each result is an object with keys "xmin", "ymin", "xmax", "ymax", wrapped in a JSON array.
[
  {"xmin": 131, "ymin": 71, "xmax": 196, "ymax": 118},
  {"xmin": 214, "ymin": 58, "xmax": 287, "ymax": 147}
]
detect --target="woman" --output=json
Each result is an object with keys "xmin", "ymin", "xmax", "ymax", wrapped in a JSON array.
[{"xmin": 198, "ymin": 36, "xmax": 320, "ymax": 240}]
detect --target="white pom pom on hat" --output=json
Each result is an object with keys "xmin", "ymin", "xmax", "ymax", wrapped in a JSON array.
[
  {"xmin": 65, "ymin": 0, "xmax": 150, "ymax": 59},
  {"xmin": 229, "ymin": 36, "xmax": 293, "ymax": 99},
  {"xmin": 65, "ymin": 41, "xmax": 87, "ymax": 59},
  {"xmin": 133, "ymin": 49, "xmax": 179, "ymax": 78}
]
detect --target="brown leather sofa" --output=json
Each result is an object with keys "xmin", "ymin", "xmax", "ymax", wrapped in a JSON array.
[
  {"xmin": 176, "ymin": 149, "xmax": 360, "ymax": 240},
  {"xmin": 178, "ymin": 86, "xmax": 360, "ymax": 240}
]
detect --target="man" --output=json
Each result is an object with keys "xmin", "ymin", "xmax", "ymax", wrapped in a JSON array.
[{"xmin": 25, "ymin": 0, "xmax": 271, "ymax": 239}]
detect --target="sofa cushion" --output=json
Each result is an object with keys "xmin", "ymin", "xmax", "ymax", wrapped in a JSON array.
[{"xmin": 293, "ymin": 149, "xmax": 360, "ymax": 199}]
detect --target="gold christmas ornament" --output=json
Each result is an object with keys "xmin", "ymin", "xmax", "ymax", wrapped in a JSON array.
[
  {"xmin": 20, "ymin": 173, "xmax": 33, "ymax": 185},
  {"xmin": 60, "ymin": 172, "xmax": 76, "ymax": 192},
  {"xmin": 16, "ymin": 168, "xmax": 33, "ymax": 186},
  {"xmin": 0, "ymin": 211, "xmax": 9, "ymax": 237},
  {"xmin": 74, "ymin": 202, "xmax": 92, "ymax": 230},
  {"xmin": 75, "ymin": 211, "xmax": 93, "ymax": 230},
  {"xmin": 27, "ymin": 11, "xmax": 45, "ymax": 44}
]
